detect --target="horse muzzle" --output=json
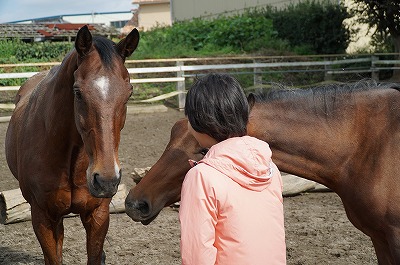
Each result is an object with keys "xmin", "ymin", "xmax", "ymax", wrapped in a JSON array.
[
  {"xmin": 124, "ymin": 195, "xmax": 160, "ymax": 225},
  {"xmin": 87, "ymin": 170, "xmax": 121, "ymax": 198}
]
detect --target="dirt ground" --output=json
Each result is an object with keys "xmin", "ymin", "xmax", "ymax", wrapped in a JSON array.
[{"xmin": 0, "ymin": 106, "xmax": 377, "ymax": 265}]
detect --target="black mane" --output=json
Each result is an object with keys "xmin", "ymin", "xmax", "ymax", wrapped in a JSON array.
[
  {"xmin": 248, "ymin": 80, "xmax": 400, "ymax": 111},
  {"xmin": 92, "ymin": 36, "xmax": 119, "ymax": 68}
]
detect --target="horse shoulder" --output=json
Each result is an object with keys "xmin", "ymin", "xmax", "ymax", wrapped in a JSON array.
[{"xmin": 15, "ymin": 71, "xmax": 49, "ymax": 106}]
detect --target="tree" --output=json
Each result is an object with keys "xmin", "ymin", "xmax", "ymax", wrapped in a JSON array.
[
  {"xmin": 272, "ymin": 0, "xmax": 351, "ymax": 54},
  {"xmin": 351, "ymin": 0, "xmax": 400, "ymax": 79},
  {"xmin": 351, "ymin": 0, "xmax": 400, "ymax": 52}
]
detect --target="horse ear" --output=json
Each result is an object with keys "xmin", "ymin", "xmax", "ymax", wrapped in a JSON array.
[
  {"xmin": 247, "ymin": 93, "xmax": 256, "ymax": 110},
  {"xmin": 116, "ymin": 28, "xmax": 140, "ymax": 61},
  {"xmin": 75, "ymin": 25, "xmax": 93, "ymax": 57}
]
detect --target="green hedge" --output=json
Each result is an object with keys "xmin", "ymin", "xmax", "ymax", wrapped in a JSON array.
[
  {"xmin": 0, "ymin": 1, "xmax": 351, "ymax": 63},
  {"xmin": 0, "ymin": 40, "xmax": 72, "ymax": 63},
  {"xmin": 270, "ymin": 0, "xmax": 350, "ymax": 54},
  {"xmin": 133, "ymin": 1, "xmax": 351, "ymax": 58},
  {"xmin": 135, "ymin": 11, "xmax": 280, "ymax": 58},
  {"xmin": 15, "ymin": 41, "xmax": 72, "ymax": 61}
]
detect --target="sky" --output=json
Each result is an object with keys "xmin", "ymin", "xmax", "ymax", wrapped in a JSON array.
[{"xmin": 0, "ymin": 0, "xmax": 136, "ymax": 23}]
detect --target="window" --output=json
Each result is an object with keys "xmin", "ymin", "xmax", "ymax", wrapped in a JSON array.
[{"xmin": 110, "ymin": 20, "xmax": 129, "ymax": 28}]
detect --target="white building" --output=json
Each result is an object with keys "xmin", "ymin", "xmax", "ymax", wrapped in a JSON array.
[
  {"xmin": 11, "ymin": 11, "xmax": 135, "ymax": 31},
  {"xmin": 132, "ymin": 0, "xmax": 171, "ymax": 31}
]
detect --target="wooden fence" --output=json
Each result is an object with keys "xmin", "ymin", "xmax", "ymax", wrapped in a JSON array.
[{"xmin": 1, "ymin": 54, "xmax": 400, "ymax": 109}]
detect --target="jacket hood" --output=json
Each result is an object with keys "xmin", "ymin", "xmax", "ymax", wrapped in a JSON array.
[{"xmin": 199, "ymin": 136, "xmax": 274, "ymax": 191}]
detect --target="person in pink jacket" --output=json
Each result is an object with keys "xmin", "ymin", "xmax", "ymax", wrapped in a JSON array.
[{"xmin": 180, "ymin": 73, "xmax": 286, "ymax": 265}]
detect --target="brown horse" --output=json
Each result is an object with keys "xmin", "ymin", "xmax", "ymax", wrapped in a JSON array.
[
  {"xmin": 5, "ymin": 25, "xmax": 139, "ymax": 265},
  {"xmin": 125, "ymin": 81, "xmax": 400, "ymax": 264}
]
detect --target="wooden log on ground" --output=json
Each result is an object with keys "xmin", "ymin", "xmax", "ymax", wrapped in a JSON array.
[
  {"xmin": 0, "ymin": 184, "xmax": 128, "ymax": 225},
  {"xmin": 0, "ymin": 188, "xmax": 30, "ymax": 224},
  {"xmin": 282, "ymin": 173, "xmax": 318, "ymax": 196},
  {"xmin": 131, "ymin": 168, "xmax": 331, "ymax": 198}
]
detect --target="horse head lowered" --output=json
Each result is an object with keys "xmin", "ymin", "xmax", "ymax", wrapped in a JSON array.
[{"xmin": 126, "ymin": 81, "xmax": 400, "ymax": 264}]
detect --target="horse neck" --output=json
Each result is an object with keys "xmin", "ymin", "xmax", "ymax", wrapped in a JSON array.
[
  {"xmin": 43, "ymin": 52, "xmax": 79, "ymax": 140},
  {"xmin": 54, "ymin": 51, "xmax": 78, "ymax": 94},
  {"xmin": 247, "ymin": 98, "xmax": 357, "ymax": 189}
]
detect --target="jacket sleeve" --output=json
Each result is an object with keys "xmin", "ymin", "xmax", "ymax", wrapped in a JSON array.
[{"xmin": 179, "ymin": 166, "xmax": 218, "ymax": 265}]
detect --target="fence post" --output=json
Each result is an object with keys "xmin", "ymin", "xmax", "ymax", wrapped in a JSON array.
[
  {"xmin": 324, "ymin": 58, "xmax": 333, "ymax": 81},
  {"xmin": 253, "ymin": 59, "xmax": 262, "ymax": 86},
  {"xmin": 371, "ymin": 55, "xmax": 379, "ymax": 81},
  {"xmin": 176, "ymin": 61, "xmax": 186, "ymax": 110}
]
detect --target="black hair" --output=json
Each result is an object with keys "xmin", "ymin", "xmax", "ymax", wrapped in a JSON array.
[
  {"xmin": 247, "ymin": 79, "xmax": 400, "ymax": 114},
  {"xmin": 184, "ymin": 73, "xmax": 249, "ymax": 142},
  {"xmin": 93, "ymin": 36, "xmax": 119, "ymax": 69}
]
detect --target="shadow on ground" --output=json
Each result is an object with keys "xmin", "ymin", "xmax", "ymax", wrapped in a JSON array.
[{"xmin": 0, "ymin": 246, "xmax": 43, "ymax": 265}]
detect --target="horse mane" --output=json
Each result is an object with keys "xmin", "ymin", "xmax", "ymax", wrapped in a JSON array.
[
  {"xmin": 92, "ymin": 36, "xmax": 119, "ymax": 69},
  {"xmin": 247, "ymin": 79, "xmax": 400, "ymax": 111}
]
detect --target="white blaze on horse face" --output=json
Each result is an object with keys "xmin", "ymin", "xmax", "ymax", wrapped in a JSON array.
[{"xmin": 94, "ymin": 76, "xmax": 110, "ymax": 99}]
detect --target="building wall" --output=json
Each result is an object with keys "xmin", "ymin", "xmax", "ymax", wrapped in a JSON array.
[
  {"xmin": 171, "ymin": 0, "xmax": 337, "ymax": 22},
  {"xmin": 137, "ymin": 3, "xmax": 171, "ymax": 30},
  {"xmin": 64, "ymin": 12, "xmax": 133, "ymax": 28}
]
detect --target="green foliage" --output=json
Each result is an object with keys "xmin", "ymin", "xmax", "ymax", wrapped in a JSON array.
[
  {"xmin": 133, "ymin": 82, "xmax": 176, "ymax": 101},
  {"xmin": 132, "ymin": 1, "xmax": 350, "ymax": 59},
  {"xmin": 132, "ymin": 11, "xmax": 278, "ymax": 59},
  {"xmin": 0, "ymin": 40, "xmax": 16, "ymax": 58},
  {"xmin": 352, "ymin": 0, "xmax": 400, "ymax": 35},
  {"xmin": 0, "ymin": 41, "xmax": 72, "ymax": 86},
  {"xmin": 0, "ymin": 40, "xmax": 72, "ymax": 63},
  {"xmin": 0, "ymin": 39, "xmax": 22, "ymax": 64},
  {"xmin": 15, "ymin": 41, "xmax": 72, "ymax": 61},
  {"xmin": 271, "ymin": 0, "xmax": 351, "ymax": 54},
  {"xmin": 208, "ymin": 13, "xmax": 275, "ymax": 52},
  {"xmin": 0, "ymin": 65, "xmax": 40, "ymax": 86},
  {"xmin": 370, "ymin": 31, "xmax": 395, "ymax": 53},
  {"xmin": 351, "ymin": 0, "xmax": 400, "ymax": 53},
  {"xmin": 0, "ymin": 2, "xmax": 351, "ymax": 63}
]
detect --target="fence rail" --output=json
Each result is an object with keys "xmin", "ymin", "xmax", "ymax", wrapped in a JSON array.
[{"xmin": 1, "ymin": 54, "xmax": 400, "ymax": 109}]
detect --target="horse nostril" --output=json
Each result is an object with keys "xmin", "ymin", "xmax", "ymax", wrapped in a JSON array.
[
  {"xmin": 93, "ymin": 172, "xmax": 100, "ymax": 188},
  {"xmin": 137, "ymin": 200, "xmax": 150, "ymax": 216},
  {"xmin": 92, "ymin": 172, "xmax": 121, "ymax": 189},
  {"xmin": 126, "ymin": 199, "xmax": 150, "ymax": 216}
]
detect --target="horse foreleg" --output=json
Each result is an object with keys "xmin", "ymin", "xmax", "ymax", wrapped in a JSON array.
[
  {"xmin": 387, "ymin": 227, "xmax": 400, "ymax": 265},
  {"xmin": 371, "ymin": 237, "xmax": 394, "ymax": 265},
  {"xmin": 30, "ymin": 201, "xmax": 64, "ymax": 265},
  {"xmin": 81, "ymin": 199, "xmax": 111, "ymax": 265}
]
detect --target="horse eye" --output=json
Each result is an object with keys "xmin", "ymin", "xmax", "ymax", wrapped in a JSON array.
[
  {"xmin": 73, "ymin": 89, "xmax": 82, "ymax": 100},
  {"xmin": 200, "ymin": 148, "xmax": 209, "ymax": 156}
]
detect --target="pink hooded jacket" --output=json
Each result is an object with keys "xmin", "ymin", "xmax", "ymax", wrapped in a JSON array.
[{"xmin": 179, "ymin": 136, "xmax": 286, "ymax": 265}]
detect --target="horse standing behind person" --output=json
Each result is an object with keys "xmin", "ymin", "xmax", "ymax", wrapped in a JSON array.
[
  {"xmin": 125, "ymin": 81, "xmax": 400, "ymax": 264},
  {"xmin": 5, "ymin": 25, "xmax": 139, "ymax": 265}
]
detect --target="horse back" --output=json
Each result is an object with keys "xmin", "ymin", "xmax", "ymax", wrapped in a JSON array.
[{"xmin": 5, "ymin": 70, "xmax": 49, "ymax": 179}]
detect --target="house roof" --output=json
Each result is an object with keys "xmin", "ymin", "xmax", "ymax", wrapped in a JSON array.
[
  {"xmin": 8, "ymin": 11, "xmax": 133, "ymax": 24},
  {"xmin": 0, "ymin": 23, "xmax": 120, "ymax": 41}
]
